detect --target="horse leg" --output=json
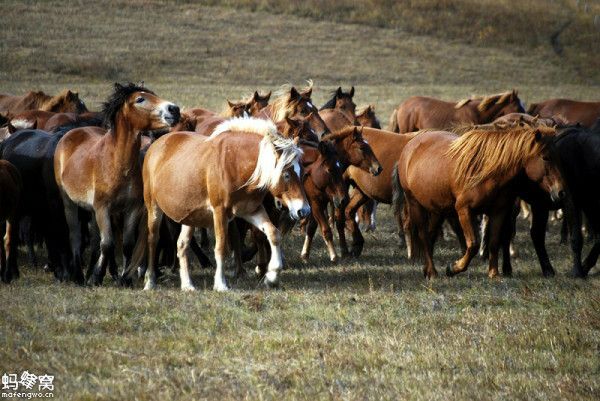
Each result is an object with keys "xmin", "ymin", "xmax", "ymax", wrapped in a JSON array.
[
  {"xmin": 190, "ymin": 236, "xmax": 212, "ymax": 268},
  {"xmin": 478, "ymin": 215, "xmax": 489, "ymax": 258},
  {"xmin": 582, "ymin": 239, "xmax": 600, "ymax": 274},
  {"xmin": 143, "ymin": 202, "xmax": 163, "ymax": 290},
  {"xmin": 407, "ymin": 197, "xmax": 437, "ymax": 278},
  {"xmin": 345, "ymin": 190, "xmax": 369, "ymax": 257},
  {"xmin": 176, "ymin": 225, "xmax": 196, "ymax": 291},
  {"xmin": 300, "ymin": 215, "xmax": 318, "ymax": 262},
  {"xmin": 89, "ymin": 206, "xmax": 114, "ymax": 286},
  {"xmin": 0, "ymin": 222, "xmax": 7, "ymax": 283},
  {"xmin": 315, "ymin": 198, "xmax": 338, "ymax": 262},
  {"xmin": 122, "ymin": 207, "xmax": 142, "ymax": 279},
  {"xmin": 228, "ymin": 220, "xmax": 245, "ymax": 279},
  {"xmin": 447, "ymin": 207, "xmax": 479, "ymax": 276},
  {"xmin": 199, "ymin": 228, "xmax": 209, "ymax": 249},
  {"xmin": 212, "ymin": 207, "xmax": 230, "ymax": 291},
  {"xmin": 86, "ymin": 219, "xmax": 100, "ymax": 280},
  {"xmin": 530, "ymin": 204, "xmax": 555, "ymax": 277},
  {"xmin": 334, "ymin": 198, "xmax": 350, "ymax": 257},
  {"xmin": 242, "ymin": 206, "xmax": 283, "ymax": 288},
  {"xmin": 565, "ymin": 203, "xmax": 585, "ymax": 277},
  {"xmin": 62, "ymin": 196, "xmax": 84, "ymax": 285}
]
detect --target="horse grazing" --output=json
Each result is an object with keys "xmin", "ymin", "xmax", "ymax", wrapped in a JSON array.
[
  {"xmin": 137, "ymin": 117, "xmax": 309, "ymax": 291},
  {"xmin": 553, "ymin": 120, "xmax": 600, "ymax": 277},
  {"xmin": 397, "ymin": 126, "xmax": 564, "ymax": 279},
  {"xmin": 528, "ymin": 99, "xmax": 600, "ymax": 127},
  {"xmin": 0, "ymin": 89, "xmax": 88, "ymax": 115},
  {"xmin": 54, "ymin": 83, "xmax": 180, "ymax": 285},
  {"xmin": 389, "ymin": 90, "xmax": 525, "ymax": 133},
  {"xmin": 260, "ymin": 82, "xmax": 330, "ymax": 139},
  {"xmin": 0, "ymin": 160, "xmax": 21, "ymax": 283}
]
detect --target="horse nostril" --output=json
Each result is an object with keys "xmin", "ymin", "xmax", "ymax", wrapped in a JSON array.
[
  {"xmin": 558, "ymin": 190, "xmax": 566, "ymax": 199},
  {"xmin": 168, "ymin": 104, "xmax": 180, "ymax": 116}
]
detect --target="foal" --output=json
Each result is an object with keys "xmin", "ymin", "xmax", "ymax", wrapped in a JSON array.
[{"xmin": 54, "ymin": 83, "xmax": 180, "ymax": 285}]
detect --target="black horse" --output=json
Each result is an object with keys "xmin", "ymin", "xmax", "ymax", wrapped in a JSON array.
[
  {"xmin": 554, "ymin": 120, "xmax": 600, "ymax": 277},
  {"xmin": 0, "ymin": 128, "xmax": 74, "ymax": 281}
]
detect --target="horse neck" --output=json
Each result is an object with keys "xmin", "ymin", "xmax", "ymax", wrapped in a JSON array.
[{"xmin": 106, "ymin": 113, "xmax": 142, "ymax": 173}]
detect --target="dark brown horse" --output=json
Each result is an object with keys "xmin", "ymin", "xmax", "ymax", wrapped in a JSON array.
[
  {"xmin": 54, "ymin": 83, "xmax": 180, "ymax": 285},
  {"xmin": 0, "ymin": 90, "xmax": 88, "ymax": 115},
  {"xmin": 138, "ymin": 118, "xmax": 309, "ymax": 290},
  {"xmin": 320, "ymin": 86, "xmax": 356, "ymax": 121},
  {"xmin": 0, "ymin": 160, "xmax": 22, "ymax": 283},
  {"xmin": 356, "ymin": 105, "xmax": 382, "ymax": 129},
  {"xmin": 397, "ymin": 126, "xmax": 564, "ymax": 279},
  {"xmin": 389, "ymin": 90, "xmax": 525, "ymax": 133},
  {"xmin": 527, "ymin": 99, "xmax": 600, "ymax": 127}
]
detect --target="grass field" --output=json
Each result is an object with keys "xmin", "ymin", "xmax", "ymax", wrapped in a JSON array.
[{"xmin": 0, "ymin": 1, "xmax": 599, "ymax": 400}]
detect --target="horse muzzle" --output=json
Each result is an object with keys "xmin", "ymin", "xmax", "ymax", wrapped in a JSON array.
[
  {"xmin": 161, "ymin": 103, "xmax": 181, "ymax": 126},
  {"xmin": 550, "ymin": 189, "xmax": 567, "ymax": 203},
  {"xmin": 370, "ymin": 164, "xmax": 383, "ymax": 176}
]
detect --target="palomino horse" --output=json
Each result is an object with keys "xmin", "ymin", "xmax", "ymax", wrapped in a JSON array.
[
  {"xmin": 528, "ymin": 99, "xmax": 600, "ymax": 127},
  {"xmin": 138, "ymin": 117, "xmax": 309, "ymax": 290},
  {"xmin": 54, "ymin": 83, "xmax": 180, "ymax": 285},
  {"xmin": 259, "ymin": 82, "xmax": 330, "ymax": 139},
  {"xmin": 0, "ymin": 160, "xmax": 21, "ymax": 283},
  {"xmin": 397, "ymin": 126, "xmax": 564, "ymax": 279},
  {"xmin": 0, "ymin": 90, "xmax": 88, "ymax": 115},
  {"xmin": 388, "ymin": 90, "xmax": 525, "ymax": 133}
]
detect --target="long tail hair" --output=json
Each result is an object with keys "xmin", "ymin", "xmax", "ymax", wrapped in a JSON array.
[{"xmin": 388, "ymin": 108, "xmax": 399, "ymax": 133}]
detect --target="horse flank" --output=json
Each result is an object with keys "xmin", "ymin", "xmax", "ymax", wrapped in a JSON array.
[
  {"xmin": 446, "ymin": 126, "xmax": 551, "ymax": 189},
  {"xmin": 210, "ymin": 117, "xmax": 302, "ymax": 190}
]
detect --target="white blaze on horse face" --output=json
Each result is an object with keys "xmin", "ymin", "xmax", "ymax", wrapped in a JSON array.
[
  {"xmin": 293, "ymin": 160, "xmax": 301, "ymax": 178},
  {"xmin": 307, "ymin": 102, "xmax": 314, "ymax": 109},
  {"xmin": 519, "ymin": 99, "xmax": 526, "ymax": 112},
  {"xmin": 155, "ymin": 101, "xmax": 178, "ymax": 126}
]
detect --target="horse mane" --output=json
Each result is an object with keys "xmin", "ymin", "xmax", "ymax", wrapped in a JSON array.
[
  {"xmin": 270, "ymin": 80, "xmax": 313, "ymax": 122},
  {"xmin": 455, "ymin": 98, "xmax": 472, "ymax": 109},
  {"xmin": 446, "ymin": 125, "xmax": 552, "ymax": 189},
  {"xmin": 220, "ymin": 101, "xmax": 244, "ymax": 118},
  {"xmin": 41, "ymin": 89, "xmax": 72, "ymax": 112},
  {"xmin": 102, "ymin": 82, "xmax": 154, "ymax": 128},
  {"xmin": 477, "ymin": 91, "xmax": 515, "ymax": 112},
  {"xmin": 211, "ymin": 117, "xmax": 302, "ymax": 190},
  {"xmin": 321, "ymin": 125, "xmax": 357, "ymax": 141}
]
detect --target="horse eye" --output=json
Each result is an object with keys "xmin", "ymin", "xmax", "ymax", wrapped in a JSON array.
[
  {"xmin": 284, "ymin": 171, "xmax": 291, "ymax": 181},
  {"xmin": 135, "ymin": 96, "xmax": 145, "ymax": 104}
]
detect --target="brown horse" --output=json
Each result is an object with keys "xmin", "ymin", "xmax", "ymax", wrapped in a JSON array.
[
  {"xmin": 54, "ymin": 83, "xmax": 180, "ymax": 285},
  {"xmin": 527, "ymin": 99, "xmax": 600, "ymax": 127},
  {"xmin": 138, "ymin": 117, "xmax": 309, "ymax": 290},
  {"xmin": 0, "ymin": 89, "xmax": 88, "ymax": 115},
  {"xmin": 320, "ymin": 86, "xmax": 356, "ymax": 120},
  {"xmin": 356, "ymin": 105, "xmax": 382, "ymax": 129},
  {"xmin": 259, "ymin": 82, "xmax": 330, "ymax": 139},
  {"xmin": 397, "ymin": 126, "xmax": 564, "ymax": 279},
  {"xmin": 9, "ymin": 110, "xmax": 103, "ymax": 132},
  {"xmin": 389, "ymin": 90, "xmax": 525, "ymax": 133},
  {"xmin": 0, "ymin": 160, "xmax": 22, "ymax": 283}
]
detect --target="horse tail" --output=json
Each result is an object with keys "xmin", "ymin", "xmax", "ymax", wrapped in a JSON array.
[
  {"xmin": 388, "ymin": 107, "xmax": 400, "ymax": 133},
  {"xmin": 527, "ymin": 103, "xmax": 538, "ymax": 115},
  {"xmin": 121, "ymin": 210, "xmax": 148, "ymax": 285},
  {"xmin": 392, "ymin": 163, "xmax": 412, "ymax": 258}
]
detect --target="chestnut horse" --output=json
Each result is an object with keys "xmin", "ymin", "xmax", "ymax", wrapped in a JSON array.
[
  {"xmin": 320, "ymin": 86, "xmax": 356, "ymax": 121},
  {"xmin": 137, "ymin": 117, "xmax": 309, "ymax": 290},
  {"xmin": 9, "ymin": 110, "xmax": 103, "ymax": 132},
  {"xmin": 259, "ymin": 82, "xmax": 330, "ymax": 139},
  {"xmin": 54, "ymin": 83, "xmax": 180, "ymax": 285},
  {"xmin": 528, "ymin": 99, "xmax": 600, "ymax": 127},
  {"xmin": 356, "ymin": 105, "xmax": 382, "ymax": 129},
  {"xmin": 389, "ymin": 90, "xmax": 525, "ymax": 133},
  {"xmin": 0, "ymin": 90, "xmax": 88, "ymax": 115},
  {"xmin": 397, "ymin": 126, "xmax": 564, "ymax": 279},
  {"xmin": 0, "ymin": 160, "xmax": 22, "ymax": 283}
]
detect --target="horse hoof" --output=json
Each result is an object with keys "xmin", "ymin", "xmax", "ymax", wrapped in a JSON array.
[
  {"xmin": 351, "ymin": 247, "xmax": 363, "ymax": 258},
  {"xmin": 213, "ymin": 282, "xmax": 229, "ymax": 292},
  {"xmin": 445, "ymin": 264, "xmax": 455, "ymax": 277},
  {"xmin": 143, "ymin": 280, "xmax": 157, "ymax": 290},
  {"xmin": 542, "ymin": 269, "xmax": 555, "ymax": 278},
  {"xmin": 300, "ymin": 254, "xmax": 309, "ymax": 263},
  {"xmin": 330, "ymin": 255, "xmax": 339, "ymax": 263},
  {"xmin": 181, "ymin": 285, "xmax": 196, "ymax": 292},
  {"xmin": 120, "ymin": 276, "xmax": 134, "ymax": 287},
  {"xmin": 571, "ymin": 268, "xmax": 588, "ymax": 279}
]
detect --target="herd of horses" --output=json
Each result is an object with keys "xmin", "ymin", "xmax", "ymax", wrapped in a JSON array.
[{"xmin": 0, "ymin": 82, "xmax": 599, "ymax": 291}]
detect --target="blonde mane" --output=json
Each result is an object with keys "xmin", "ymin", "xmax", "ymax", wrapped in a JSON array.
[
  {"xmin": 210, "ymin": 117, "xmax": 302, "ymax": 190},
  {"xmin": 41, "ymin": 89, "xmax": 73, "ymax": 111},
  {"xmin": 454, "ymin": 90, "xmax": 517, "ymax": 112},
  {"xmin": 270, "ymin": 80, "xmax": 313, "ymax": 122},
  {"xmin": 446, "ymin": 125, "xmax": 552, "ymax": 189}
]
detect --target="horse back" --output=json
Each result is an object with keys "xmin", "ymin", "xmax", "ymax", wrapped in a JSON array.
[{"xmin": 531, "ymin": 99, "xmax": 600, "ymax": 127}]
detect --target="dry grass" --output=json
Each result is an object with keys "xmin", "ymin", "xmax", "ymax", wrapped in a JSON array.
[{"xmin": 0, "ymin": 1, "xmax": 599, "ymax": 400}]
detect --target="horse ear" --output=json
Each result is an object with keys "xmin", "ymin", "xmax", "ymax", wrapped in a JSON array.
[
  {"xmin": 253, "ymin": 91, "xmax": 260, "ymax": 101},
  {"xmin": 349, "ymin": 86, "xmax": 355, "ymax": 97},
  {"xmin": 7, "ymin": 122, "xmax": 16, "ymax": 134},
  {"xmin": 353, "ymin": 126, "xmax": 363, "ymax": 140},
  {"xmin": 290, "ymin": 87, "xmax": 300, "ymax": 100},
  {"xmin": 227, "ymin": 100, "xmax": 235, "ymax": 108},
  {"xmin": 336, "ymin": 87, "xmax": 343, "ymax": 97},
  {"xmin": 285, "ymin": 116, "xmax": 298, "ymax": 128},
  {"xmin": 301, "ymin": 86, "xmax": 312, "ymax": 99},
  {"xmin": 534, "ymin": 129, "xmax": 542, "ymax": 141},
  {"xmin": 264, "ymin": 91, "xmax": 272, "ymax": 101}
]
